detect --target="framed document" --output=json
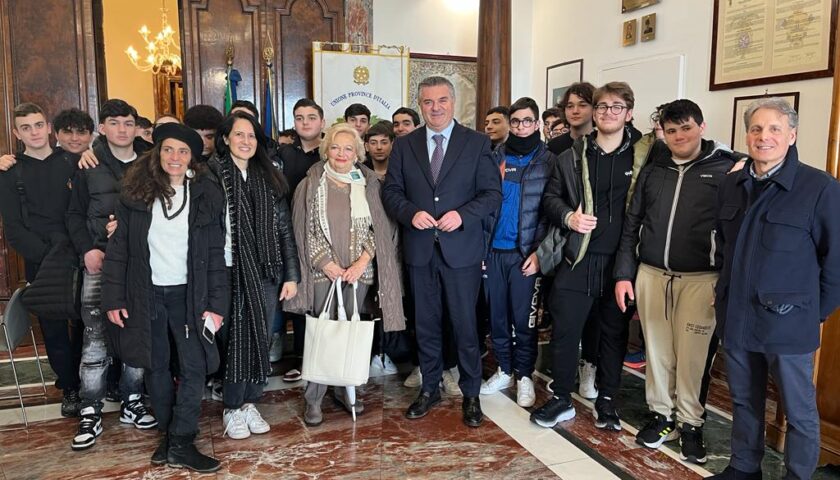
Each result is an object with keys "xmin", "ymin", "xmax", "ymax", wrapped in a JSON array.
[
  {"xmin": 622, "ymin": 0, "xmax": 660, "ymax": 14},
  {"xmin": 710, "ymin": 0, "xmax": 837, "ymax": 91},
  {"xmin": 730, "ymin": 92, "xmax": 800, "ymax": 153},
  {"xmin": 546, "ymin": 59, "xmax": 584, "ymax": 109}
]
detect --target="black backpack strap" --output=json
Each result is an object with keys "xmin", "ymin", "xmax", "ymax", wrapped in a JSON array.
[{"xmin": 13, "ymin": 160, "xmax": 29, "ymax": 229}]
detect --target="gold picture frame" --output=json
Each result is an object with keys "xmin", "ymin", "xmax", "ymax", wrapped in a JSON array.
[
  {"xmin": 622, "ymin": 0, "xmax": 660, "ymax": 14},
  {"xmin": 623, "ymin": 19, "xmax": 637, "ymax": 47},
  {"xmin": 641, "ymin": 13, "xmax": 656, "ymax": 42},
  {"xmin": 710, "ymin": 0, "xmax": 836, "ymax": 90}
]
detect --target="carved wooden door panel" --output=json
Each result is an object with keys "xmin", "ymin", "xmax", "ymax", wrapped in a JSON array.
[{"xmin": 180, "ymin": 0, "xmax": 344, "ymax": 129}]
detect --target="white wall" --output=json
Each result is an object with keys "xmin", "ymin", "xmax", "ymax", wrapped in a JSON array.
[
  {"xmin": 525, "ymin": 0, "xmax": 832, "ymax": 169},
  {"xmin": 511, "ymin": 0, "xmax": 535, "ymax": 100},
  {"xmin": 373, "ymin": 0, "xmax": 479, "ymax": 56}
]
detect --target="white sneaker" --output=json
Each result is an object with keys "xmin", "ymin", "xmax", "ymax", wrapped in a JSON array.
[
  {"xmin": 269, "ymin": 332, "xmax": 283, "ymax": 362},
  {"xmin": 241, "ymin": 403, "xmax": 270, "ymax": 434},
  {"xmin": 480, "ymin": 368, "xmax": 514, "ymax": 395},
  {"xmin": 441, "ymin": 368, "xmax": 462, "ymax": 396},
  {"xmin": 578, "ymin": 360, "xmax": 598, "ymax": 399},
  {"xmin": 404, "ymin": 366, "xmax": 423, "ymax": 388},
  {"xmin": 369, "ymin": 356, "xmax": 386, "ymax": 378},
  {"xmin": 223, "ymin": 408, "xmax": 251, "ymax": 439},
  {"xmin": 381, "ymin": 354, "xmax": 398, "ymax": 375},
  {"xmin": 517, "ymin": 377, "xmax": 536, "ymax": 407}
]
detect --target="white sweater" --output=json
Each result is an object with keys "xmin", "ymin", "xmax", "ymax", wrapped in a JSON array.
[{"xmin": 148, "ymin": 185, "xmax": 189, "ymax": 286}]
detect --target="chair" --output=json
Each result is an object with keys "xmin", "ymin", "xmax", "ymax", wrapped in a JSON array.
[{"xmin": 0, "ymin": 287, "xmax": 48, "ymax": 428}]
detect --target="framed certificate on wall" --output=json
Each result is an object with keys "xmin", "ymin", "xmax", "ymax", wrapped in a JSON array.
[{"xmin": 710, "ymin": 0, "xmax": 837, "ymax": 90}]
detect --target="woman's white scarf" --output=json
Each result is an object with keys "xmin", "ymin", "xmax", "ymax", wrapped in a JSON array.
[{"xmin": 316, "ymin": 162, "xmax": 372, "ymax": 245}]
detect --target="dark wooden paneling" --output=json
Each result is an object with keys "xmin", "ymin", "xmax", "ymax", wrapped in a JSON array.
[
  {"xmin": 181, "ymin": 0, "xmax": 262, "ymax": 113},
  {"xmin": 181, "ymin": 0, "xmax": 344, "ymax": 129},
  {"xmin": 476, "ymin": 0, "xmax": 511, "ymax": 130},
  {"xmin": 270, "ymin": 0, "xmax": 343, "ymax": 128},
  {"xmin": 8, "ymin": 0, "xmax": 98, "ymax": 123}
]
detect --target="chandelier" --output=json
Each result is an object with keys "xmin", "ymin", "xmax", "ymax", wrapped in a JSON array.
[{"xmin": 124, "ymin": 3, "xmax": 181, "ymax": 76}]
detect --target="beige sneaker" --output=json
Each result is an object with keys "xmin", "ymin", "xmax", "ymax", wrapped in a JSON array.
[
  {"xmin": 404, "ymin": 366, "xmax": 422, "ymax": 388},
  {"xmin": 441, "ymin": 367, "xmax": 462, "ymax": 396}
]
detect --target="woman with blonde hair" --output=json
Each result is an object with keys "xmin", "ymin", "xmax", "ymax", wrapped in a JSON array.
[{"xmin": 286, "ymin": 123, "xmax": 404, "ymax": 426}]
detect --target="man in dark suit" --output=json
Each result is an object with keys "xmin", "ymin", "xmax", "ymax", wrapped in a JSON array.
[{"xmin": 383, "ymin": 76, "xmax": 502, "ymax": 427}]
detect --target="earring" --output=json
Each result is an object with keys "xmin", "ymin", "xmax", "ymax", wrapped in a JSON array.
[{"xmin": 186, "ymin": 168, "xmax": 195, "ymax": 179}]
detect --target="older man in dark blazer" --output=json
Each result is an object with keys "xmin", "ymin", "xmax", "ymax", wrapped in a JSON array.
[
  {"xmin": 711, "ymin": 97, "xmax": 840, "ymax": 480},
  {"xmin": 383, "ymin": 76, "xmax": 501, "ymax": 427}
]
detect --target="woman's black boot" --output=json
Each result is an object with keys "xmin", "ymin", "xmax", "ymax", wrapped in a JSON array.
[{"xmin": 167, "ymin": 433, "xmax": 221, "ymax": 473}]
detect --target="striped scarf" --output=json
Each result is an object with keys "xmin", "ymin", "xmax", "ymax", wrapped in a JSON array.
[{"xmin": 220, "ymin": 155, "xmax": 281, "ymax": 384}]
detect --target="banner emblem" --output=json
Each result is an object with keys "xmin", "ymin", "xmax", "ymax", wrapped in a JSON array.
[{"xmin": 353, "ymin": 65, "xmax": 370, "ymax": 85}]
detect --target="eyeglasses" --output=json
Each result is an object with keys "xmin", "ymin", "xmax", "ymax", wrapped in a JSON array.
[
  {"xmin": 594, "ymin": 104, "xmax": 628, "ymax": 115},
  {"xmin": 550, "ymin": 127, "xmax": 570, "ymax": 138},
  {"xmin": 510, "ymin": 117, "xmax": 536, "ymax": 128}
]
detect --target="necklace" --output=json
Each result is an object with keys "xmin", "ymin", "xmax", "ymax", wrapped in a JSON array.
[{"xmin": 161, "ymin": 182, "xmax": 188, "ymax": 220}]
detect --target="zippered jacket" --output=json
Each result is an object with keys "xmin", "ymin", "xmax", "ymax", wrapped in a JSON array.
[
  {"xmin": 484, "ymin": 142, "xmax": 555, "ymax": 258},
  {"xmin": 614, "ymin": 139, "xmax": 739, "ymax": 280},
  {"xmin": 542, "ymin": 127, "xmax": 650, "ymax": 271}
]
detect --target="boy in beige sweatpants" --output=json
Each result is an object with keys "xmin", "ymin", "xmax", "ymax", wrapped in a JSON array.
[
  {"xmin": 613, "ymin": 99, "xmax": 743, "ymax": 464},
  {"xmin": 635, "ymin": 264, "xmax": 717, "ymax": 427}
]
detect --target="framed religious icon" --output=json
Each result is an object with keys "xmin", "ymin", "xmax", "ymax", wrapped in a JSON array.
[
  {"xmin": 409, "ymin": 53, "xmax": 478, "ymax": 129},
  {"xmin": 545, "ymin": 59, "xmax": 584, "ymax": 109},
  {"xmin": 623, "ymin": 19, "xmax": 638, "ymax": 47},
  {"xmin": 641, "ymin": 13, "xmax": 656, "ymax": 42},
  {"xmin": 622, "ymin": 0, "xmax": 660, "ymax": 14},
  {"xmin": 730, "ymin": 91, "xmax": 800, "ymax": 153},
  {"xmin": 710, "ymin": 0, "xmax": 836, "ymax": 90}
]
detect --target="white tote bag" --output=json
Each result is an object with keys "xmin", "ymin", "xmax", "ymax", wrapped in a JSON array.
[{"xmin": 302, "ymin": 278, "xmax": 376, "ymax": 387}]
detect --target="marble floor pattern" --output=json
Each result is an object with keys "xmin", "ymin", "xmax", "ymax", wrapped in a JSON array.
[{"xmin": 2, "ymin": 341, "xmax": 840, "ymax": 479}]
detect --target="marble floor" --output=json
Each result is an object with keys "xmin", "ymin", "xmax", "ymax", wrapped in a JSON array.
[{"xmin": 2, "ymin": 340, "xmax": 840, "ymax": 479}]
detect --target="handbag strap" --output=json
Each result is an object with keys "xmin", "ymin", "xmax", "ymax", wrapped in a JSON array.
[
  {"xmin": 334, "ymin": 278, "xmax": 347, "ymax": 321},
  {"xmin": 332, "ymin": 279, "xmax": 360, "ymax": 322},
  {"xmin": 319, "ymin": 278, "xmax": 340, "ymax": 318}
]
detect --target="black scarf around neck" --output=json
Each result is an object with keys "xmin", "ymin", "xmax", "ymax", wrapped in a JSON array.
[
  {"xmin": 219, "ymin": 155, "xmax": 283, "ymax": 384},
  {"xmin": 505, "ymin": 130, "xmax": 542, "ymax": 156}
]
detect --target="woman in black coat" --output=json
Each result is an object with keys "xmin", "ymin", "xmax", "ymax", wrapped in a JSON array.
[
  {"xmin": 101, "ymin": 124, "xmax": 228, "ymax": 473},
  {"xmin": 206, "ymin": 111, "xmax": 300, "ymax": 441}
]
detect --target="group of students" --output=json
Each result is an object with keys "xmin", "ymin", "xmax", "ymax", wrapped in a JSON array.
[{"xmin": 1, "ymin": 74, "xmax": 838, "ymax": 480}]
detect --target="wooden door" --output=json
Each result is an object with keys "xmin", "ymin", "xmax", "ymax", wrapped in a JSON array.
[{"xmin": 180, "ymin": 0, "xmax": 344, "ymax": 130}]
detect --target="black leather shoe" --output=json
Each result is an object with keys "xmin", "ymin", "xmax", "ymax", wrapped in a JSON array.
[
  {"xmin": 462, "ymin": 396, "xmax": 483, "ymax": 428},
  {"xmin": 405, "ymin": 390, "xmax": 441, "ymax": 419},
  {"xmin": 167, "ymin": 434, "xmax": 221, "ymax": 473},
  {"xmin": 707, "ymin": 466, "xmax": 762, "ymax": 480}
]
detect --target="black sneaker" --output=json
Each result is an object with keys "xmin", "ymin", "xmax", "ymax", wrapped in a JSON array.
[
  {"xmin": 71, "ymin": 407, "xmax": 103, "ymax": 451},
  {"xmin": 593, "ymin": 396, "xmax": 621, "ymax": 431},
  {"xmin": 529, "ymin": 396, "xmax": 576, "ymax": 428},
  {"xmin": 680, "ymin": 424, "xmax": 707, "ymax": 464},
  {"xmin": 119, "ymin": 394, "xmax": 158, "ymax": 429},
  {"xmin": 636, "ymin": 413, "xmax": 678, "ymax": 448},
  {"xmin": 61, "ymin": 389, "xmax": 81, "ymax": 418}
]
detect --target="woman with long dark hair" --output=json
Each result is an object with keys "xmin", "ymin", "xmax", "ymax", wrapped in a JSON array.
[
  {"xmin": 101, "ymin": 124, "xmax": 228, "ymax": 472},
  {"xmin": 208, "ymin": 111, "xmax": 300, "ymax": 439}
]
